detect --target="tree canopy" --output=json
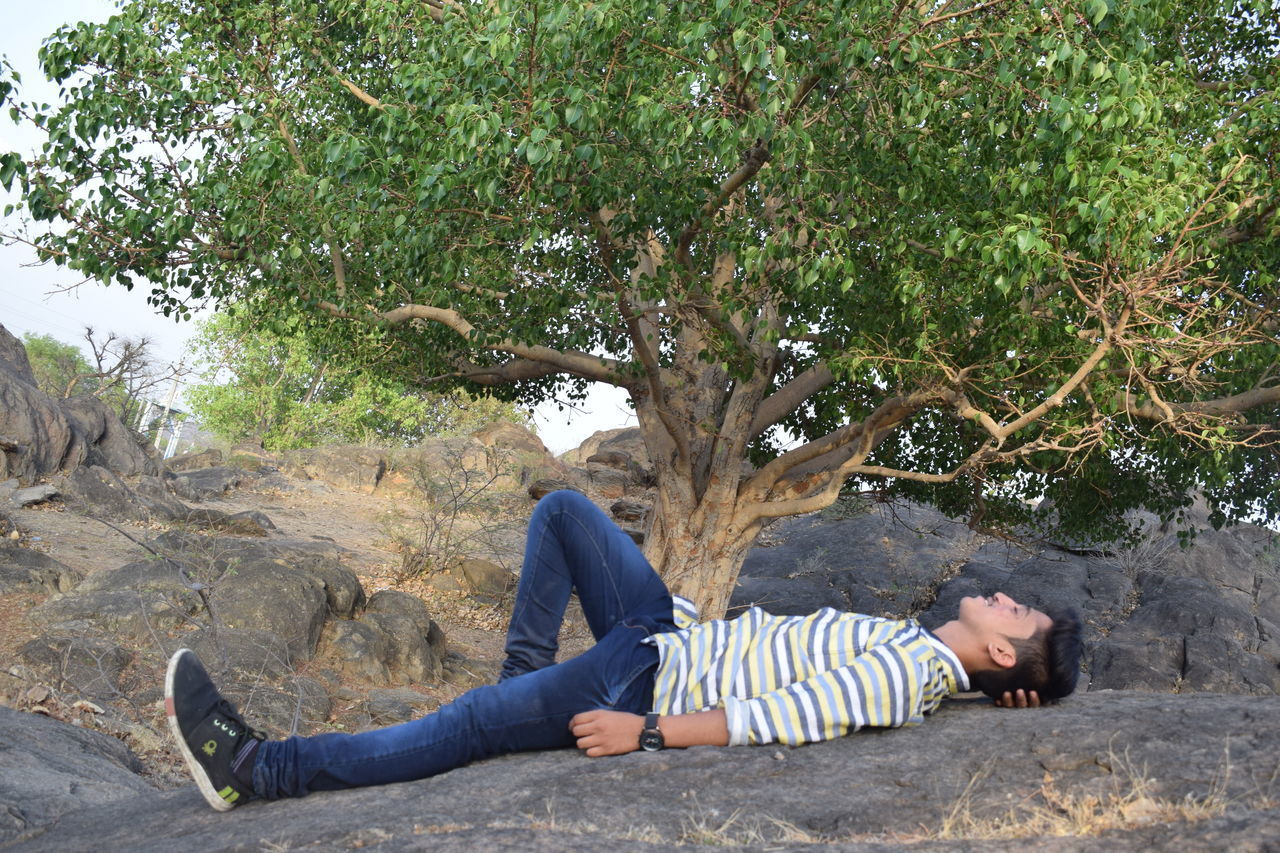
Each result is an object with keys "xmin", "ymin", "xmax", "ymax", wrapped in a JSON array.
[
  {"xmin": 3, "ymin": 0, "xmax": 1277, "ymax": 613},
  {"xmin": 187, "ymin": 306, "xmax": 528, "ymax": 450}
]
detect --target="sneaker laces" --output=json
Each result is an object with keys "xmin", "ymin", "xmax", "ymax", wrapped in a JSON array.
[{"xmin": 215, "ymin": 698, "xmax": 266, "ymax": 744}]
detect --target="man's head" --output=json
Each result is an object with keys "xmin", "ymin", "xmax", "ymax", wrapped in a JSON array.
[{"xmin": 953, "ymin": 593, "xmax": 1083, "ymax": 702}]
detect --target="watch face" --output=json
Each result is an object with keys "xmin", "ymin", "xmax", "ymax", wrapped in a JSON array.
[{"xmin": 639, "ymin": 730, "xmax": 664, "ymax": 751}]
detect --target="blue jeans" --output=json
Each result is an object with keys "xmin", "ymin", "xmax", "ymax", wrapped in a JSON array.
[{"xmin": 254, "ymin": 490, "xmax": 676, "ymax": 799}]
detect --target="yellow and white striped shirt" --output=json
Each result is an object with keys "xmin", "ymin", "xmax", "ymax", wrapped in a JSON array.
[{"xmin": 645, "ymin": 596, "xmax": 968, "ymax": 746}]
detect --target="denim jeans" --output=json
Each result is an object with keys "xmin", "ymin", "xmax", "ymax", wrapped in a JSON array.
[{"xmin": 253, "ymin": 490, "xmax": 676, "ymax": 799}]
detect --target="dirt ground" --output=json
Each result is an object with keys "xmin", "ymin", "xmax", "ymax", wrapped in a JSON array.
[{"xmin": 0, "ymin": 470, "xmax": 593, "ymax": 786}]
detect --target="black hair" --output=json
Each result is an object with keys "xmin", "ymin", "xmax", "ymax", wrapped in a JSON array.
[{"xmin": 968, "ymin": 605, "xmax": 1083, "ymax": 702}]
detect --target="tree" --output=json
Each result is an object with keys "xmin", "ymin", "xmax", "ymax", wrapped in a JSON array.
[
  {"xmin": 3, "ymin": 0, "xmax": 1277, "ymax": 615},
  {"xmin": 22, "ymin": 332, "xmax": 95, "ymax": 399},
  {"xmin": 186, "ymin": 306, "xmax": 529, "ymax": 450},
  {"xmin": 21, "ymin": 328, "xmax": 177, "ymax": 425}
]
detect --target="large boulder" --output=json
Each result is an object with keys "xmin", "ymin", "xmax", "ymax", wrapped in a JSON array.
[
  {"xmin": 57, "ymin": 394, "xmax": 155, "ymax": 476},
  {"xmin": 168, "ymin": 466, "xmax": 243, "ymax": 500},
  {"xmin": 56, "ymin": 465, "xmax": 186, "ymax": 523},
  {"xmin": 558, "ymin": 427, "xmax": 651, "ymax": 469},
  {"xmin": 0, "ymin": 705, "xmax": 156, "ymax": 846},
  {"xmin": 0, "ymin": 325, "xmax": 78, "ymax": 484},
  {"xmin": 734, "ymin": 500, "xmax": 980, "ymax": 617},
  {"xmin": 0, "ymin": 324, "xmax": 157, "ymax": 483},
  {"xmin": 16, "ymin": 635, "xmax": 133, "ymax": 699},
  {"xmin": 470, "ymin": 421, "xmax": 549, "ymax": 456}
]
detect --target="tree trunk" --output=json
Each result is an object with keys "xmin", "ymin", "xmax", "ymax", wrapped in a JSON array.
[{"xmin": 643, "ymin": 492, "xmax": 760, "ymax": 619}]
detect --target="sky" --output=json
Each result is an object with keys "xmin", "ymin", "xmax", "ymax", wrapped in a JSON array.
[{"xmin": 0, "ymin": 1, "xmax": 632, "ymax": 454}]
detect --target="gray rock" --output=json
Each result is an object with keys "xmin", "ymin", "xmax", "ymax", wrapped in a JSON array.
[
  {"xmin": 364, "ymin": 589, "xmax": 447, "ymax": 659},
  {"xmin": 57, "ymin": 394, "xmax": 155, "ymax": 476},
  {"xmin": 360, "ymin": 612, "xmax": 442, "ymax": 685},
  {"xmin": 738, "ymin": 502, "xmax": 978, "ymax": 617},
  {"xmin": 10, "ymin": 484, "xmax": 58, "ymax": 507},
  {"xmin": 10, "ymin": 693, "xmax": 1280, "ymax": 851},
  {"xmin": 185, "ymin": 627, "xmax": 295, "ymax": 682},
  {"xmin": 0, "ymin": 325, "xmax": 79, "ymax": 484},
  {"xmin": 178, "ymin": 507, "xmax": 275, "ymax": 536},
  {"xmin": 213, "ymin": 565, "xmax": 329, "ymax": 661},
  {"xmin": 739, "ymin": 499, "xmax": 1280, "ymax": 696},
  {"xmin": 32, "ymin": 584, "xmax": 200, "ymax": 637},
  {"xmin": 164, "ymin": 448, "xmax": 224, "ymax": 473},
  {"xmin": 364, "ymin": 589, "xmax": 434, "ymax": 635},
  {"xmin": 0, "ymin": 704, "xmax": 156, "ymax": 846},
  {"xmin": 227, "ymin": 675, "xmax": 332, "ymax": 738},
  {"xmin": 319, "ymin": 619, "xmax": 392, "ymax": 684},
  {"xmin": 145, "ymin": 533, "xmax": 364, "ymax": 617},
  {"xmin": 455, "ymin": 557, "xmax": 512, "ymax": 600},
  {"xmin": 0, "ymin": 542, "xmax": 83, "ymax": 594},
  {"xmin": 168, "ymin": 466, "xmax": 243, "ymax": 500},
  {"xmin": 365, "ymin": 687, "xmax": 434, "ymax": 726},
  {"xmin": 282, "ymin": 446, "xmax": 386, "ymax": 493},
  {"xmin": 58, "ymin": 465, "xmax": 185, "ymax": 523},
  {"xmin": 16, "ymin": 635, "xmax": 133, "ymax": 699},
  {"xmin": 528, "ymin": 478, "xmax": 580, "ymax": 500}
]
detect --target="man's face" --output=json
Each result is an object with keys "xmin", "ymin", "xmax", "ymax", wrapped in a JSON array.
[{"xmin": 957, "ymin": 592, "xmax": 1052, "ymax": 643}]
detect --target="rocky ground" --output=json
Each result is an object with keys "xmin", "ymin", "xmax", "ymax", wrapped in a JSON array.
[
  {"xmin": 0, "ymin": 459, "xmax": 595, "ymax": 795},
  {"xmin": 1, "ymin": 428, "xmax": 1278, "ymax": 849}
]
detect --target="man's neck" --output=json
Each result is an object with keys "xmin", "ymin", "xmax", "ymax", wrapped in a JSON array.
[{"xmin": 931, "ymin": 619, "xmax": 986, "ymax": 676}]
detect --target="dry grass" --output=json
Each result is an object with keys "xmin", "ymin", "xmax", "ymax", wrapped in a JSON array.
[{"xmin": 913, "ymin": 748, "xmax": 1268, "ymax": 841}]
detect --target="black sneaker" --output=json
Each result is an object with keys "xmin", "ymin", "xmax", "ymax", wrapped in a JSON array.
[{"xmin": 165, "ymin": 648, "xmax": 265, "ymax": 811}]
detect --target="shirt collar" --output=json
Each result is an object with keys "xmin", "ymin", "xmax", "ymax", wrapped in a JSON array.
[{"xmin": 920, "ymin": 627, "xmax": 970, "ymax": 693}]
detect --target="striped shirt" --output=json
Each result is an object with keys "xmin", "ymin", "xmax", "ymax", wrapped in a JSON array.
[{"xmin": 644, "ymin": 596, "xmax": 969, "ymax": 746}]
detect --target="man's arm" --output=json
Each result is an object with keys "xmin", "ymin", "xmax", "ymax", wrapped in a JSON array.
[{"xmin": 569, "ymin": 709, "xmax": 729, "ymax": 756}]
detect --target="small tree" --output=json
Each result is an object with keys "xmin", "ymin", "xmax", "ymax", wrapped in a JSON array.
[
  {"xmin": 187, "ymin": 306, "xmax": 528, "ymax": 450},
  {"xmin": 22, "ymin": 332, "xmax": 95, "ymax": 398}
]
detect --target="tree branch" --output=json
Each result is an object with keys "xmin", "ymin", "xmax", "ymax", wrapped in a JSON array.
[
  {"xmin": 316, "ymin": 300, "xmax": 625, "ymax": 384},
  {"xmin": 674, "ymin": 141, "xmax": 770, "ymax": 270},
  {"xmin": 748, "ymin": 363, "xmax": 836, "ymax": 439}
]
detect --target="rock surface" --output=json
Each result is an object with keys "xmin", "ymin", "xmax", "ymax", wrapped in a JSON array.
[
  {"xmin": 0, "ymin": 324, "xmax": 156, "ymax": 484},
  {"xmin": 737, "ymin": 499, "xmax": 1280, "ymax": 696},
  {"xmin": 7, "ymin": 692, "xmax": 1280, "ymax": 851},
  {"xmin": 0, "ymin": 705, "xmax": 157, "ymax": 845}
]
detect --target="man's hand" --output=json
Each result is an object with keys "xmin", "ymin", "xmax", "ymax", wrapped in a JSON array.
[
  {"xmin": 569, "ymin": 709, "xmax": 645, "ymax": 756},
  {"xmin": 994, "ymin": 689, "xmax": 1041, "ymax": 708}
]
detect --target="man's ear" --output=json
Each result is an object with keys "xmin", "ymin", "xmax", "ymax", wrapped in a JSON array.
[{"xmin": 986, "ymin": 636, "xmax": 1017, "ymax": 670}]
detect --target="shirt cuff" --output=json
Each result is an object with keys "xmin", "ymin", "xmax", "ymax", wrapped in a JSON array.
[{"xmin": 722, "ymin": 696, "xmax": 755, "ymax": 746}]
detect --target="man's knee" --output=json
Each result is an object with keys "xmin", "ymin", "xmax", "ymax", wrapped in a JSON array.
[{"xmin": 533, "ymin": 489, "xmax": 592, "ymax": 520}]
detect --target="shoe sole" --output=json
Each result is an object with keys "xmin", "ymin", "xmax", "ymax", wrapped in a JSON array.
[{"xmin": 165, "ymin": 648, "xmax": 236, "ymax": 812}]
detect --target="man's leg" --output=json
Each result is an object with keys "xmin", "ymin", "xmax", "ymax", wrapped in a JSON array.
[
  {"xmin": 501, "ymin": 490, "xmax": 673, "ymax": 681},
  {"xmin": 252, "ymin": 618, "xmax": 660, "ymax": 799}
]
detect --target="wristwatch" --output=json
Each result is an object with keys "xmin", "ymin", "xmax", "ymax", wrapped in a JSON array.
[{"xmin": 639, "ymin": 712, "xmax": 665, "ymax": 751}]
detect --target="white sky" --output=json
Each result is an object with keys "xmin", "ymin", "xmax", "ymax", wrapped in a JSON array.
[{"xmin": 0, "ymin": 1, "xmax": 632, "ymax": 454}]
